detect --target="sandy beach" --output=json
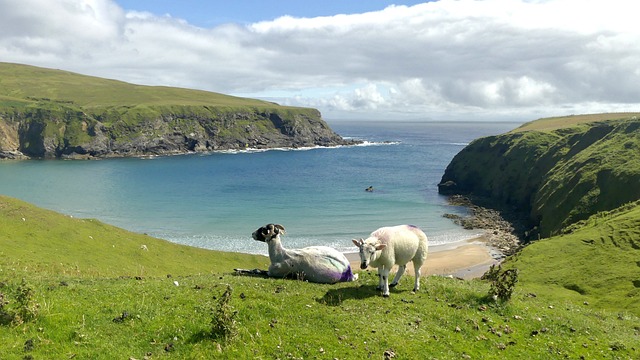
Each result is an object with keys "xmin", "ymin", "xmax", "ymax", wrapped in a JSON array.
[{"xmin": 346, "ymin": 235, "xmax": 501, "ymax": 280}]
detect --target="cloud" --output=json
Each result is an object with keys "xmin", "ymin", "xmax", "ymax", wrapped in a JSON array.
[{"xmin": 0, "ymin": 0, "xmax": 639, "ymax": 120}]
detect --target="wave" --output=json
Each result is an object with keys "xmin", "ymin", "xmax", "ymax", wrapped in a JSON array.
[
  {"xmin": 108, "ymin": 139, "xmax": 400, "ymax": 159},
  {"xmin": 203, "ymin": 140, "xmax": 399, "ymax": 155},
  {"xmin": 353, "ymin": 140, "xmax": 400, "ymax": 147},
  {"xmin": 152, "ymin": 228, "xmax": 483, "ymax": 257},
  {"xmin": 446, "ymin": 142, "xmax": 469, "ymax": 146}
]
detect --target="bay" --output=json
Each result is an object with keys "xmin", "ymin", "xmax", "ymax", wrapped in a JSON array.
[{"xmin": 0, "ymin": 120, "xmax": 520, "ymax": 255}]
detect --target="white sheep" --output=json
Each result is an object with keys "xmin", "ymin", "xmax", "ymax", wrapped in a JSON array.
[
  {"xmin": 239, "ymin": 224, "xmax": 358, "ymax": 284},
  {"xmin": 352, "ymin": 224, "xmax": 428, "ymax": 297}
]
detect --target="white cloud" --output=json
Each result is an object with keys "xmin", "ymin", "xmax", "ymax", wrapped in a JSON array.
[{"xmin": 0, "ymin": 0, "xmax": 639, "ymax": 121}]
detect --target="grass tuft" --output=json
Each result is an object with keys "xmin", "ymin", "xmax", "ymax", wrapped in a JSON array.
[{"xmin": 209, "ymin": 285, "xmax": 239, "ymax": 343}]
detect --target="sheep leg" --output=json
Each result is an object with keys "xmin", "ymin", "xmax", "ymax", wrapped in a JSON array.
[
  {"xmin": 234, "ymin": 268, "xmax": 269, "ymax": 278},
  {"xmin": 412, "ymin": 264, "xmax": 422, "ymax": 292},
  {"xmin": 389, "ymin": 265, "xmax": 406, "ymax": 288},
  {"xmin": 378, "ymin": 267, "xmax": 391, "ymax": 297},
  {"xmin": 268, "ymin": 262, "xmax": 295, "ymax": 278}
]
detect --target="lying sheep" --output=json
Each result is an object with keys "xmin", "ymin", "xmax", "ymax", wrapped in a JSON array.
[
  {"xmin": 238, "ymin": 224, "xmax": 358, "ymax": 284},
  {"xmin": 352, "ymin": 224, "xmax": 428, "ymax": 297}
]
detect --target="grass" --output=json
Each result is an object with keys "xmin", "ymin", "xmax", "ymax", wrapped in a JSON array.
[
  {"xmin": 3, "ymin": 272, "xmax": 638, "ymax": 359},
  {"xmin": 511, "ymin": 113, "xmax": 640, "ymax": 133},
  {"xmin": 0, "ymin": 62, "xmax": 277, "ymax": 109},
  {"xmin": 506, "ymin": 200, "xmax": 640, "ymax": 314},
  {"xmin": 533, "ymin": 120, "xmax": 640, "ymax": 233},
  {"xmin": 1, "ymin": 195, "xmax": 639, "ymax": 358},
  {"xmin": 0, "ymin": 62, "xmax": 321, "ymax": 128},
  {"xmin": 0, "ymin": 195, "xmax": 268, "ymax": 278}
]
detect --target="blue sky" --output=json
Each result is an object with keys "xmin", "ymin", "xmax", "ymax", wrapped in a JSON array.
[
  {"xmin": 115, "ymin": 0, "xmax": 429, "ymax": 27},
  {"xmin": 1, "ymin": 0, "xmax": 639, "ymax": 121}
]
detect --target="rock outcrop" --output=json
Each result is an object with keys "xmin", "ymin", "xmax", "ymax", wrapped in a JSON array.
[{"xmin": 444, "ymin": 195, "xmax": 523, "ymax": 256}]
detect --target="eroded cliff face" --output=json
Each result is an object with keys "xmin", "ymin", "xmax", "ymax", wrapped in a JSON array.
[
  {"xmin": 438, "ymin": 119, "xmax": 640, "ymax": 238},
  {"xmin": 0, "ymin": 105, "xmax": 355, "ymax": 159},
  {"xmin": 0, "ymin": 120, "xmax": 25, "ymax": 159}
]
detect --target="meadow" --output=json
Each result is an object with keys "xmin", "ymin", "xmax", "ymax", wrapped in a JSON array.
[
  {"xmin": 1, "ymin": 195, "xmax": 638, "ymax": 359},
  {"xmin": 0, "ymin": 62, "xmax": 277, "ymax": 109},
  {"xmin": 511, "ymin": 113, "xmax": 640, "ymax": 133}
]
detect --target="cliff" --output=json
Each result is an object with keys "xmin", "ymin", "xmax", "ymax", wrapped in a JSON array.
[
  {"xmin": 0, "ymin": 63, "xmax": 356, "ymax": 159},
  {"xmin": 438, "ymin": 113, "xmax": 640, "ymax": 238}
]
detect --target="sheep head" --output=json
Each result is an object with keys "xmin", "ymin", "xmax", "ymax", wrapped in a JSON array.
[
  {"xmin": 252, "ymin": 224, "xmax": 286, "ymax": 242},
  {"xmin": 352, "ymin": 238, "xmax": 386, "ymax": 269}
]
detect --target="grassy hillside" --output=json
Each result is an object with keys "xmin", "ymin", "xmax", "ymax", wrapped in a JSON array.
[
  {"xmin": 0, "ymin": 62, "xmax": 276, "ymax": 108},
  {"xmin": 505, "ymin": 200, "xmax": 640, "ymax": 314},
  {"xmin": 1, "ymin": 195, "xmax": 639, "ymax": 358},
  {"xmin": 512, "ymin": 113, "xmax": 640, "ymax": 133},
  {"xmin": 0, "ymin": 195, "xmax": 268, "ymax": 277},
  {"xmin": 439, "ymin": 113, "xmax": 640, "ymax": 237}
]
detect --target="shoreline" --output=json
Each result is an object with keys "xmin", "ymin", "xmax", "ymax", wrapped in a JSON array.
[{"xmin": 345, "ymin": 235, "xmax": 501, "ymax": 280}]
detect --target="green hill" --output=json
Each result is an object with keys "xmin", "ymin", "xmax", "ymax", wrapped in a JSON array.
[
  {"xmin": 435, "ymin": 112, "xmax": 640, "ymax": 349},
  {"xmin": 506, "ymin": 200, "xmax": 640, "ymax": 314},
  {"xmin": 437, "ymin": 112, "xmax": 640, "ymax": 312},
  {"xmin": 511, "ymin": 113, "xmax": 640, "ymax": 133},
  {"xmin": 0, "ymin": 195, "xmax": 268, "ymax": 277},
  {"xmin": 0, "ymin": 62, "xmax": 273, "ymax": 108},
  {"xmin": 438, "ymin": 113, "xmax": 640, "ymax": 237},
  {"xmin": 0, "ymin": 62, "xmax": 354, "ymax": 159}
]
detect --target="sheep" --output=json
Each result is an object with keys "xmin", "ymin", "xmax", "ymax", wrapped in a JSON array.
[
  {"xmin": 239, "ymin": 223, "xmax": 358, "ymax": 284},
  {"xmin": 352, "ymin": 224, "xmax": 428, "ymax": 297}
]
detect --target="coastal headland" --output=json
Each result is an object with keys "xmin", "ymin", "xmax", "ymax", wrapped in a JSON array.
[{"xmin": 0, "ymin": 62, "xmax": 359, "ymax": 160}]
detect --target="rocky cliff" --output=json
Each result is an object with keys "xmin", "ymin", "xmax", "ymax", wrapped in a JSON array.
[
  {"xmin": 438, "ymin": 114, "xmax": 640, "ymax": 238},
  {"xmin": 0, "ymin": 103, "xmax": 355, "ymax": 159},
  {"xmin": 0, "ymin": 63, "xmax": 357, "ymax": 159}
]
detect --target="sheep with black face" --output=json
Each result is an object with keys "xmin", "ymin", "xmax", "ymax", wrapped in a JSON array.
[{"xmin": 250, "ymin": 223, "xmax": 358, "ymax": 283}]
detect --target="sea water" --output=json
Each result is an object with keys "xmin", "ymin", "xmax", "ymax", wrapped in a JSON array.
[{"xmin": 0, "ymin": 120, "xmax": 519, "ymax": 255}]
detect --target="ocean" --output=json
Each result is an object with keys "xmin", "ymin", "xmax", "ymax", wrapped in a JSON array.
[{"xmin": 0, "ymin": 120, "xmax": 520, "ymax": 255}]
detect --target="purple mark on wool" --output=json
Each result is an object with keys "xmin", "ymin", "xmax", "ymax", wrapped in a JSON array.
[{"xmin": 339, "ymin": 265, "xmax": 355, "ymax": 282}]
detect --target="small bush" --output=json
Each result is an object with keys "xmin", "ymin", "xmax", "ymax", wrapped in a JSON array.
[
  {"xmin": 13, "ymin": 279, "xmax": 40, "ymax": 325},
  {"xmin": 0, "ymin": 279, "xmax": 40, "ymax": 326},
  {"xmin": 0, "ymin": 291, "xmax": 12, "ymax": 325},
  {"xmin": 210, "ymin": 285, "xmax": 238, "ymax": 341},
  {"xmin": 482, "ymin": 265, "xmax": 519, "ymax": 302}
]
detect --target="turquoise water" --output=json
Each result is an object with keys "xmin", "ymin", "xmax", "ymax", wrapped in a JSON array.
[{"xmin": 0, "ymin": 121, "xmax": 519, "ymax": 254}]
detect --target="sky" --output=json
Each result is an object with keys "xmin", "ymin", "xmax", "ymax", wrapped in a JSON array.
[{"xmin": 1, "ymin": 0, "xmax": 639, "ymax": 121}]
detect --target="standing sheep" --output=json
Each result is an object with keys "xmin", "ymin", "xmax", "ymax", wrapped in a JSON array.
[
  {"xmin": 352, "ymin": 224, "xmax": 428, "ymax": 297},
  {"xmin": 242, "ymin": 223, "xmax": 358, "ymax": 284}
]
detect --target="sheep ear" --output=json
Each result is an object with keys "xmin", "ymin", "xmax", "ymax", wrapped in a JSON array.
[
  {"xmin": 274, "ymin": 224, "xmax": 285, "ymax": 234},
  {"xmin": 352, "ymin": 239, "xmax": 361, "ymax": 247},
  {"xmin": 375, "ymin": 243, "xmax": 387, "ymax": 251}
]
